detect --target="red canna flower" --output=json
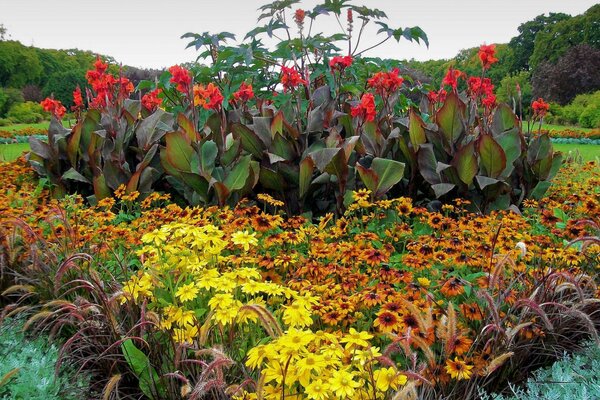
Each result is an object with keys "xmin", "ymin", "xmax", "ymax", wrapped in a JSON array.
[
  {"xmin": 118, "ymin": 76, "xmax": 134, "ymax": 100},
  {"xmin": 478, "ymin": 44, "xmax": 498, "ymax": 70},
  {"xmin": 351, "ymin": 93, "xmax": 376, "ymax": 122},
  {"xmin": 481, "ymin": 93, "xmax": 496, "ymax": 109},
  {"xmin": 280, "ymin": 66, "xmax": 306, "ymax": 92},
  {"xmin": 442, "ymin": 68, "xmax": 464, "ymax": 90},
  {"xmin": 40, "ymin": 97, "xmax": 67, "ymax": 120},
  {"xmin": 367, "ymin": 68, "xmax": 404, "ymax": 98},
  {"xmin": 467, "ymin": 77, "xmax": 494, "ymax": 99},
  {"xmin": 93, "ymin": 56, "xmax": 108, "ymax": 74},
  {"xmin": 72, "ymin": 86, "xmax": 84, "ymax": 111},
  {"xmin": 141, "ymin": 88, "xmax": 163, "ymax": 112},
  {"xmin": 169, "ymin": 65, "xmax": 192, "ymax": 94},
  {"xmin": 193, "ymin": 83, "xmax": 224, "ymax": 110},
  {"xmin": 532, "ymin": 97, "xmax": 550, "ymax": 118},
  {"xmin": 232, "ymin": 82, "xmax": 254, "ymax": 103},
  {"xmin": 294, "ymin": 9, "xmax": 306, "ymax": 25},
  {"xmin": 329, "ymin": 55, "xmax": 353, "ymax": 72},
  {"xmin": 428, "ymin": 89, "xmax": 447, "ymax": 104}
]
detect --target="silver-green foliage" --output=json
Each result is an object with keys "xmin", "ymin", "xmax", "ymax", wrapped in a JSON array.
[
  {"xmin": 0, "ymin": 319, "xmax": 89, "ymax": 400},
  {"xmin": 481, "ymin": 342, "xmax": 600, "ymax": 400}
]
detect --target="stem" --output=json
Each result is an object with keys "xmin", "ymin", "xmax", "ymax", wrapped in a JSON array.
[
  {"xmin": 354, "ymin": 36, "xmax": 391, "ymax": 57},
  {"xmin": 352, "ymin": 20, "xmax": 368, "ymax": 55}
]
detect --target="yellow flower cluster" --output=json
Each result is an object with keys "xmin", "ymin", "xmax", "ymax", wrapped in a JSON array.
[
  {"xmin": 245, "ymin": 328, "xmax": 407, "ymax": 399},
  {"xmin": 122, "ymin": 222, "xmax": 314, "ymax": 344}
]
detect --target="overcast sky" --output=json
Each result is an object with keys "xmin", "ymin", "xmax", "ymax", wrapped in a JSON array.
[{"xmin": 1, "ymin": 0, "xmax": 596, "ymax": 69}]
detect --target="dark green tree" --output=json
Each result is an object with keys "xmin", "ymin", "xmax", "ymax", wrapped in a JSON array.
[
  {"xmin": 42, "ymin": 69, "xmax": 88, "ymax": 108},
  {"xmin": 532, "ymin": 44, "xmax": 600, "ymax": 105},
  {"xmin": 508, "ymin": 12, "xmax": 570, "ymax": 72}
]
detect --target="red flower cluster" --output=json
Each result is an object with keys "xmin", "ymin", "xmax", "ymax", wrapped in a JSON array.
[
  {"xmin": 347, "ymin": 8, "xmax": 353, "ymax": 23},
  {"xmin": 367, "ymin": 68, "xmax": 404, "ymax": 97},
  {"xmin": 478, "ymin": 44, "xmax": 498, "ymax": 70},
  {"xmin": 532, "ymin": 98, "xmax": 550, "ymax": 118},
  {"xmin": 442, "ymin": 68, "xmax": 464, "ymax": 90},
  {"xmin": 141, "ymin": 89, "xmax": 163, "ymax": 112},
  {"xmin": 72, "ymin": 86, "xmax": 84, "ymax": 111},
  {"xmin": 281, "ymin": 66, "xmax": 306, "ymax": 92},
  {"xmin": 294, "ymin": 9, "xmax": 305, "ymax": 25},
  {"xmin": 329, "ymin": 55, "xmax": 353, "ymax": 72},
  {"xmin": 351, "ymin": 93, "xmax": 376, "ymax": 122},
  {"xmin": 232, "ymin": 82, "xmax": 254, "ymax": 103},
  {"xmin": 169, "ymin": 65, "xmax": 192, "ymax": 94},
  {"xmin": 85, "ymin": 56, "xmax": 134, "ymax": 108},
  {"xmin": 467, "ymin": 77, "xmax": 496, "ymax": 109},
  {"xmin": 194, "ymin": 83, "xmax": 224, "ymax": 110},
  {"xmin": 427, "ymin": 89, "xmax": 447, "ymax": 104},
  {"xmin": 40, "ymin": 97, "xmax": 67, "ymax": 120}
]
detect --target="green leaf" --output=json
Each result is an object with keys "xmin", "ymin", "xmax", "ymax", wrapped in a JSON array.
[
  {"xmin": 492, "ymin": 103, "xmax": 519, "ymax": 135},
  {"xmin": 527, "ymin": 134, "xmax": 552, "ymax": 164},
  {"xmin": 259, "ymin": 167, "xmax": 286, "ymax": 190},
  {"xmin": 67, "ymin": 123, "xmax": 82, "ymax": 167},
  {"xmin": 93, "ymin": 175, "xmax": 111, "ymax": 200},
  {"xmin": 271, "ymin": 111, "xmax": 284, "ymax": 138},
  {"xmin": 477, "ymin": 134, "xmax": 506, "ymax": 178},
  {"xmin": 201, "ymin": 140, "xmax": 218, "ymax": 175},
  {"xmin": 371, "ymin": 158, "xmax": 404, "ymax": 197},
  {"xmin": 299, "ymin": 157, "xmax": 314, "ymax": 198},
  {"xmin": 121, "ymin": 339, "xmax": 164, "ymax": 400},
  {"xmin": 435, "ymin": 93, "xmax": 465, "ymax": 145},
  {"xmin": 61, "ymin": 168, "xmax": 90, "ymax": 184},
  {"xmin": 224, "ymin": 155, "xmax": 252, "ymax": 191},
  {"xmin": 417, "ymin": 143, "xmax": 441, "ymax": 185},
  {"xmin": 177, "ymin": 113, "xmax": 198, "ymax": 143},
  {"xmin": 496, "ymin": 130, "xmax": 522, "ymax": 176},
  {"xmin": 451, "ymin": 142, "xmax": 478, "ymax": 185},
  {"xmin": 529, "ymin": 181, "xmax": 552, "ymax": 200},
  {"xmin": 408, "ymin": 108, "xmax": 426, "ymax": 150},
  {"xmin": 431, "ymin": 183, "xmax": 455, "ymax": 198},
  {"xmin": 136, "ymin": 108, "xmax": 175, "ymax": 151},
  {"xmin": 357, "ymin": 158, "xmax": 405, "ymax": 198},
  {"xmin": 164, "ymin": 131, "xmax": 194, "ymax": 172},
  {"xmin": 232, "ymin": 123, "xmax": 265, "ymax": 158}
]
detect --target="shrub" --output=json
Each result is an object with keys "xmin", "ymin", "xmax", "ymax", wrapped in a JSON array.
[
  {"xmin": 0, "ymin": 318, "xmax": 90, "ymax": 399},
  {"xmin": 6, "ymin": 101, "xmax": 44, "ymax": 123},
  {"xmin": 0, "ymin": 87, "xmax": 24, "ymax": 117},
  {"xmin": 480, "ymin": 342, "xmax": 600, "ymax": 400},
  {"xmin": 578, "ymin": 103, "xmax": 600, "ymax": 128}
]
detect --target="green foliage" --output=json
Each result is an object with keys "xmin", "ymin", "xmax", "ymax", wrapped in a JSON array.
[
  {"xmin": 508, "ymin": 12, "xmax": 571, "ymax": 72},
  {"xmin": 42, "ymin": 70, "xmax": 87, "ymax": 109},
  {"xmin": 0, "ymin": 319, "xmax": 89, "ymax": 400},
  {"xmin": 578, "ymin": 105, "xmax": 600, "ymax": 129},
  {"xmin": 0, "ymin": 41, "xmax": 43, "ymax": 88},
  {"xmin": 530, "ymin": 4, "xmax": 600, "ymax": 69},
  {"xmin": 481, "ymin": 342, "xmax": 600, "ymax": 400},
  {"xmin": 0, "ymin": 87, "xmax": 23, "ymax": 117},
  {"xmin": 497, "ymin": 72, "xmax": 532, "ymax": 114},
  {"xmin": 6, "ymin": 101, "xmax": 44, "ymax": 124},
  {"xmin": 29, "ymin": 101, "xmax": 171, "ymax": 201},
  {"xmin": 548, "ymin": 91, "xmax": 600, "ymax": 127}
]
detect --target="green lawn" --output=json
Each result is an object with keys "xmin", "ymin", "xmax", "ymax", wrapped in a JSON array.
[
  {"xmin": 540, "ymin": 123, "xmax": 594, "ymax": 133},
  {"xmin": 0, "ymin": 143, "xmax": 30, "ymax": 162},
  {"xmin": 0, "ymin": 120, "xmax": 75, "ymax": 132},
  {"xmin": 554, "ymin": 143, "xmax": 600, "ymax": 162}
]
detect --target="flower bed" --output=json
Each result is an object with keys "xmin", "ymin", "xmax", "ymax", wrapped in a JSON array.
[{"xmin": 1, "ymin": 157, "xmax": 598, "ymax": 399}]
